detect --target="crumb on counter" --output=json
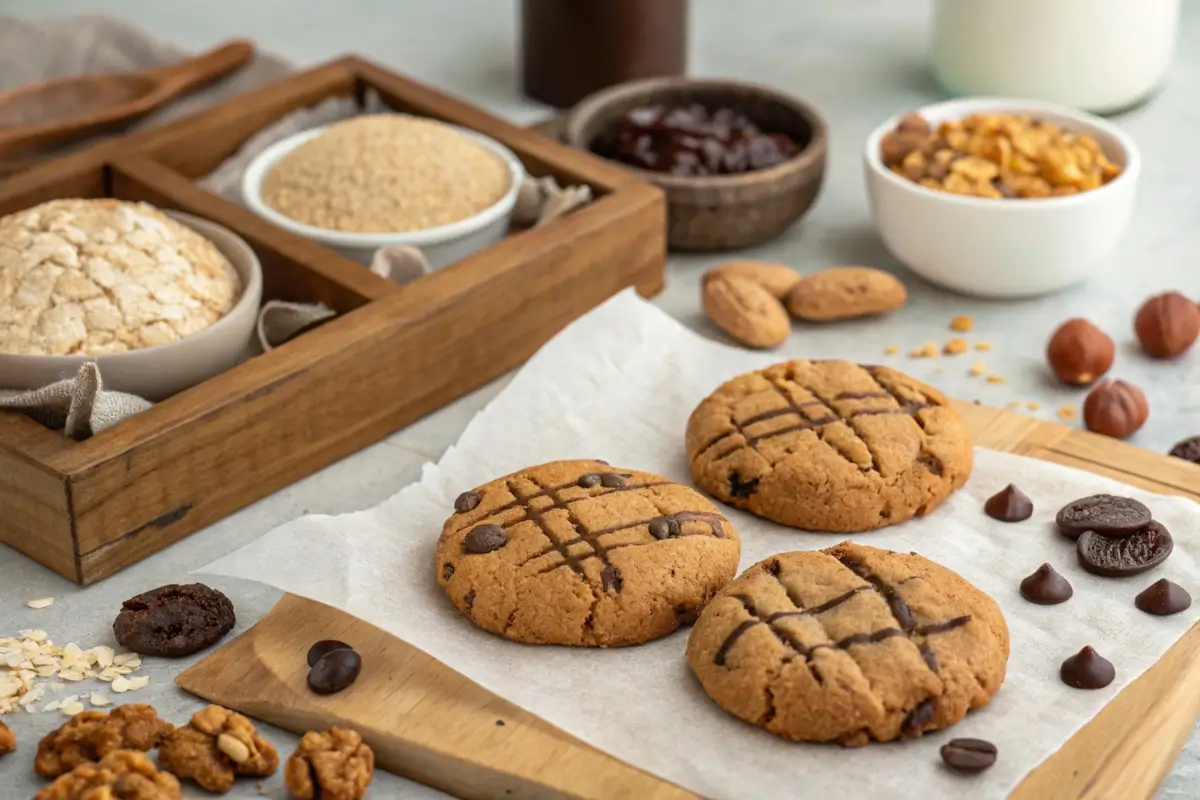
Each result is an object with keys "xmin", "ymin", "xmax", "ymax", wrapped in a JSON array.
[
  {"xmin": 943, "ymin": 338, "xmax": 969, "ymax": 355},
  {"xmin": 1058, "ymin": 405, "xmax": 1078, "ymax": 420},
  {"xmin": 969, "ymin": 361, "xmax": 987, "ymax": 376},
  {"xmin": 975, "ymin": 342, "xmax": 992, "ymax": 352},
  {"xmin": 950, "ymin": 315, "xmax": 974, "ymax": 332},
  {"xmin": 986, "ymin": 374, "xmax": 1005, "ymax": 384}
]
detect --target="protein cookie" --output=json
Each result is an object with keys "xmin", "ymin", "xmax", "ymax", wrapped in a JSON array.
[
  {"xmin": 687, "ymin": 543, "xmax": 1008, "ymax": 745},
  {"xmin": 113, "ymin": 583, "xmax": 235, "ymax": 658},
  {"xmin": 686, "ymin": 360, "xmax": 973, "ymax": 532},
  {"xmin": 437, "ymin": 459, "xmax": 741, "ymax": 647}
]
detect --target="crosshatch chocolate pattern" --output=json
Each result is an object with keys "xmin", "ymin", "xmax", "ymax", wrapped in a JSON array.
[
  {"xmin": 686, "ymin": 360, "xmax": 974, "ymax": 532},
  {"xmin": 436, "ymin": 460, "xmax": 741, "ymax": 647},
  {"xmin": 687, "ymin": 543, "xmax": 1009, "ymax": 746}
]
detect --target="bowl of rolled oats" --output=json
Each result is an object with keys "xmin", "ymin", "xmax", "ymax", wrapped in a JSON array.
[
  {"xmin": 864, "ymin": 97, "xmax": 1140, "ymax": 298},
  {"xmin": 242, "ymin": 113, "xmax": 524, "ymax": 271},
  {"xmin": 0, "ymin": 200, "xmax": 262, "ymax": 401}
]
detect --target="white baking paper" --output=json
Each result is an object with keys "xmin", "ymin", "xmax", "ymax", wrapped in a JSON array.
[{"xmin": 202, "ymin": 289, "xmax": 1200, "ymax": 800}]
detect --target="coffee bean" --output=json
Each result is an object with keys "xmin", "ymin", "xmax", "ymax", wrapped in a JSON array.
[
  {"xmin": 940, "ymin": 738, "xmax": 997, "ymax": 773},
  {"xmin": 648, "ymin": 517, "xmax": 679, "ymax": 540},
  {"xmin": 308, "ymin": 648, "xmax": 362, "ymax": 695},
  {"xmin": 306, "ymin": 639, "xmax": 353, "ymax": 668},
  {"xmin": 1019, "ymin": 563, "xmax": 1073, "ymax": 605},
  {"xmin": 1135, "ymin": 578, "xmax": 1191, "ymax": 616},
  {"xmin": 462, "ymin": 524, "xmax": 507, "ymax": 554},
  {"xmin": 984, "ymin": 483, "xmax": 1033, "ymax": 522},
  {"xmin": 1056, "ymin": 494, "xmax": 1151, "ymax": 540},
  {"xmin": 1060, "ymin": 645, "xmax": 1114, "ymax": 690},
  {"xmin": 454, "ymin": 491, "xmax": 481, "ymax": 513},
  {"xmin": 577, "ymin": 474, "xmax": 601, "ymax": 488},
  {"xmin": 1077, "ymin": 521, "xmax": 1173, "ymax": 577},
  {"xmin": 599, "ymin": 473, "xmax": 626, "ymax": 488}
]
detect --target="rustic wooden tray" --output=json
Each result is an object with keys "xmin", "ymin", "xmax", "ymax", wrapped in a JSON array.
[
  {"xmin": 0, "ymin": 56, "xmax": 666, "ymax": 585},
  {"xmin": 178, "ymin": 401, "xmax": 1200, "ymax": 800}
]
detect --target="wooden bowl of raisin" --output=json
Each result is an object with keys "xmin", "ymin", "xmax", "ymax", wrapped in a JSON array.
[{"xmin": 563, "ymin": 77, "xmax": 828, "ymax": 252}]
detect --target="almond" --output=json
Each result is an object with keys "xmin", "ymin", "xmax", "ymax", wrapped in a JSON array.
[
  {"xmin": 785, "ymin": 267, "xmax": 907, "ymax": 322},
  {"xmin": 701, "ymin": 274, "xmax": 790, "ymax": 349},
  {"xmin": 707, "ymin": 261, "xmax": 802, "ymax": 300}
]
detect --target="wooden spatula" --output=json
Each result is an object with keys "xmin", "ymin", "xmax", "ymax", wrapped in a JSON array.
[{"xmin": 0, "ymin": 39, "xmax": 255, "ymax": 159}]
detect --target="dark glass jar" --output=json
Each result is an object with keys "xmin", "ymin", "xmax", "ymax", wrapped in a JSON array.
[{"xmin": 520, "ymin": 0, "xmax": 689, "ymax": 109}]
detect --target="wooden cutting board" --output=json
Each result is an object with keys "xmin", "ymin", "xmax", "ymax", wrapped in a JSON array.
[{"xmin": 177, "ymin": 401, "xmax": 1200, "ymax": 800}]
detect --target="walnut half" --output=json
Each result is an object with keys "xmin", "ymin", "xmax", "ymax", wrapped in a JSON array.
[
  {"xmin": 36, "ymin": 749, "xmax": 181, "ymax": 800},
  {"xmin": 156, "ymin": 705, "xmax": 278, "ymax": 793},
  {"xmin": 284, "ymin": 727, "xmax": 375, "ymax": 800},
  {"xmin": 35, "ymin": 704, "xmax": 173, "ymax": 778}
]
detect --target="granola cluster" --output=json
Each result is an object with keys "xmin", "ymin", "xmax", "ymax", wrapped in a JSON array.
[{"xmin": 880, "ymin": 112, "xmax": 1122, "ymax": 199}]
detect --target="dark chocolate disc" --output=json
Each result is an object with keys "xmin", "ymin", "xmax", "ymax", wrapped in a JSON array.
[
  {"xmin": 1056, "ymin": 494, "xmax": 1151, "ymax": 540},
  {"xmin": 1077, "ymin": 521, "xmax": 1173, "ymax": 577}
]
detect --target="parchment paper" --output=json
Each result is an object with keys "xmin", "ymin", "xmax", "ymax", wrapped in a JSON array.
[{"xmin": 202, "ymin": 290, "xmax": 1200, "ymax": 800}]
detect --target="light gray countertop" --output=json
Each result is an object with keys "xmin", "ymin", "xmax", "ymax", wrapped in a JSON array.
[{"xmin": 3, "ymin": 1, "xmax": 1199, "ymax": 797}]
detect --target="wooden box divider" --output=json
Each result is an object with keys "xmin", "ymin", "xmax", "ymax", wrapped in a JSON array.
[{"xmin": 0, "ymin": 55, "xmax": 667, "ymax": 585}]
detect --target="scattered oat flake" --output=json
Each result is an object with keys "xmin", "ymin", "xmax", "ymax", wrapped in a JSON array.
[
  {"xmin": 125, "ymin": 676, "xmax": 150, "ymax": 692},
  {"xmin": 986, "ymin": 374, "xmax": 1005, "ymax": 384},
  {"xmin": 969, "ymin": 361, "xmax": 987, "ymax": 376},
  {"xmin": 885, "ymin": 345, "xmax": 900, "ymax": 355},
  {"xmin": 943, "ymin": 338, "xmax": 969, "ymax": 355},
  {"xmin": 910, "ymin": 340, "xmax": 940, "ymax": 358},
  {"xmin": 26, "ymin": 598, "xmax": 54, "ymax": 609},
  {"xmin": 90, "ymin": 693, "xmax": 111, "ymax": 707},
  {"xmin": 950, "ymin": 315, "xmax": 974, "ymax": 332},
  {"xmin": 113, "ymin": 653, "xmax": 141, "ymax": 668},
  {"xmin": 60, "ymin": 701, "xmax": 85, "ymax": 716},
  {"xmin": 110, "ymin": 676, "xmax": 131, "ymax": 694},
  {"xmin": 42, "ymin": 700, "xmax": 60, "ymax": 712},
  {"xmin": 975, "ymin": 342, "xmax": 992, "ymax": 351},
  {"xmin": 1058, "ymin": 405, "xmax": 1078, "ymax": 420}
]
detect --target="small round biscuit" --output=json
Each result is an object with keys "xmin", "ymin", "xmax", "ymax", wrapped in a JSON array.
[
  {"xmin": 437, "ymin": 460, "xmax": 741, "ymax": 647},
  {"xmin": 687, "ymin": 543, "xmax": 1009, "ymax": 745},
  {"xmin": 686, "ymin": 359, "xmax": 973, "ymax": 532}
]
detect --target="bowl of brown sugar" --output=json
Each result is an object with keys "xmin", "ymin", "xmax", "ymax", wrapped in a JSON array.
[{"xmin": 242, "ymin": 114, "xmax": 524, "ymax": 270}]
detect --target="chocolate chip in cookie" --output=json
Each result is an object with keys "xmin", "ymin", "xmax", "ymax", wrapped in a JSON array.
[
  {"xmin": 284, "ymin": 727, "xmax": 375, "ymax": 800},
  {"xmin": 113, "ymin": 583, "xmax": 235, "ymax": 658}
]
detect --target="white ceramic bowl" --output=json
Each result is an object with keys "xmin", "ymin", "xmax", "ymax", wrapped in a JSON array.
[
  {"xmin": 0, "ymin": 211, "xmax": 263, "ymax": 402},
  {"xmin": 863, "ymin": 97, "xmax": 1140, "ymax": 297},
  {"xmin": 241, "ymin": 117, "xmax": 526, "ymax": 271}
]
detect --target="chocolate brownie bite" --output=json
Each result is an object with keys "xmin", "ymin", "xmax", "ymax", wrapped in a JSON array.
[{"xmin": 113, "ymin": 584, "xmax": 235, "ymax": 658}]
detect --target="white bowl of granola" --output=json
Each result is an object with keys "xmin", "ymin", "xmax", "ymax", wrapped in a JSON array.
[{"xmin": 863, "ymin": 97, "xmax": 1140, "ymax": 298}]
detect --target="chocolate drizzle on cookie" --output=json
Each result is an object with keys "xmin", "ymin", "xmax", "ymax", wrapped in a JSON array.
[{"xmin": 713, "ymin": 555, "xmax": 972, "ymax": 690}]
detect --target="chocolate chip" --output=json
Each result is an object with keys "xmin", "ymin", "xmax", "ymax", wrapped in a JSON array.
[
  {"xmin": 464, "ymin": 590, "xmax": 476, "ymax": 609},
  {"xmin": 1019, "ymin": 563, "xmax": 1073, "ymax": 605},
  {"xmin": 729, "ymin": 473, "xmax": 759, "ymax": 498},
  {"xmin": 577, "ymin": 474, "xmax": 601, "ymax": 488},
  {"xmin": 441, "ymin": 563, "xmax": 455, "ymax": 581},
  {"xmin": 888, "ymin": 595, "xmax": 915, "ymax": 632},
  {"xmin": 901, "ymin": 698, "xmax": 935, "ymax": 736},
  {"xmin": 767, "ymin": 559, "xmax": 782, "ymax": 577},
  {"xmin": 1135, "ymin": 578, "xmax": 1191, "ymax": 615},
  {"xmin": 462, "ymin": 524, "xmax": 507, "ymax": 554},
  {"xmin": 674, "ymin": 604, "xmax": 700, "ymax": 625},
  {"xmin": 306, "ymin": 640, "xmax": 352, "ymax": 668},
  {"xmin": 454, "ymin": 491, "xmax": 481, "ymax": 513},
  {"xmin": 919, "ymin": 645, "xmax": 939, "ymax": 673},
  {"xmin": 1060, "ymin": 645, "xmax": 1115, "ymax": 689},
  {"xmin": 648, "ymin": 517, "xmax": 680, "ymax": 540},
  {"xmin": 1056, "ymin": 494, "xmax": 1151, "ymax": 539},
  {"xmin": 918, "ymin": 452, "xmax": 943, "ymax": 476},
  {"xmin": 308, "ymin": 647, "xmax": 362, "ymax": 695},
  {"xmin": 599, "ymin": 473, "xmax": 626, "ymax": 488},
  {"xmin": 940, "ymin": 738, "xmax": 997, "ymax": 773},
  {"xmin": 1169, "ymin": 436, "xmax": 1200, "ymax": 464},
  {"xmin": 984, "ymin": 484, "xmax": 1033, "ymax": 522},
  {"xmin": 1077, "ymin": 521, "xmax": 1173, "ymax": 577},
  {"xmin": 600, "ymin": 564, "xmax": 622, "ymax": 593},
  {"xmin": 495, "ymin": 719, "xmax": 505, "ymax": 726}
]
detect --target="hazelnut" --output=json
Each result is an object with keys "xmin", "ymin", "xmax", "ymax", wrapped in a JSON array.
[
  {"xmin": 1045, "ymin": 318, "xmax": 1114, "ymax": 386},
  {"xmin": 1134, "ymin": 291, "xmax": 1200, "ymax": 358},
  {"xmin": 1083, "ymin": 379, "xmax": 1149, "ymax": 439}
]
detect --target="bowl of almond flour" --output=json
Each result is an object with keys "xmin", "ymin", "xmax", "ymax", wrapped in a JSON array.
[{"xmin": 242, "ymin": 113, "xmax": 524, "ymax": 270}]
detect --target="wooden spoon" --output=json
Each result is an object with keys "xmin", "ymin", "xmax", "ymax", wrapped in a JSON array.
[{"xmin": 0, "ymin": 39, "xmax": 256, "ymax": 158}]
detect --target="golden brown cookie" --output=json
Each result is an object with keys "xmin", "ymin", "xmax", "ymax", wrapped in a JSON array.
[
  {"xmin": 701, "ymin": 272, "xmax": 791, "ymax": 349},
  {"xmin": 284, "ymin": 727, "xmax": 375, "ymax": 800},
  {"xmin": 35, "ymin": 704, "xmax": 174, "ymax": 778},
  {"xmin": 36, "ymin": 750, "xmax": 181, "ymax": 800},
  {"xmin": 686, "ymin": 360, "xmax": 972, "ymax": 532},
  {"xmin": 437, "ymin": 459, "xmax": 741, "ymax": 646},
  {"xmin": 785, "ymin": 267, "xmax": 907, "ymax": 322},
  {"xmin": 156, "ymin": 705, "xmax": 278, "ymax": 793},
  {"xmin": 707, "ymin": 261, "xmax": 802, "ymax": 300},
  {"xmin": 687, "ymin": 543, "xmax": 1009, "ymax": 745}
]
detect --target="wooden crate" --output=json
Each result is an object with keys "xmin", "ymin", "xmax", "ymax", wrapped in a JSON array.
[{"xmin": 0, "ymin": 56, "xmax": 667, "ymax": 585}]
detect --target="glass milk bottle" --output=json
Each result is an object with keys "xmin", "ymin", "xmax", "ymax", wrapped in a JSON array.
[{"xmin": 930, "ymin": 0, "xmax": 1180, "ymax": 113}]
